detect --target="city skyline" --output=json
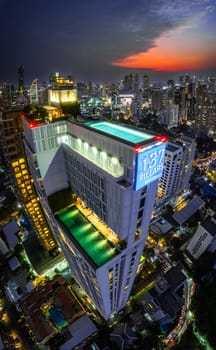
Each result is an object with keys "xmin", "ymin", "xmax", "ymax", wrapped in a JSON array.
[{"xmin": 0, "ymin": 0, "xmax": 216, "ymax": 85}]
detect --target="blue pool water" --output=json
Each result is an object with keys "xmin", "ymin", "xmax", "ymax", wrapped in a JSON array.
[{"xmin": 49, "ymin": 307, "xmax": 66, "ymax": 327}]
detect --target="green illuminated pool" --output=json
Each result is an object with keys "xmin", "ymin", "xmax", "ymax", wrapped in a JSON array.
[
  {"xmin": 56, "ymin": 206, "xmax": 117, "ymax": 267},
  {"xmin": 86, "ymin": 121, "xmax": 153, "ymax": 144}
]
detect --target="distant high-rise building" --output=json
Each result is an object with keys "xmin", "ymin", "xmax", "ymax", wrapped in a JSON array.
[
  {"xmin": 143, "ymin": 74, "xmax": 150, "ymax": 101},
  {"xmin": 23, "ymin": 118, "xmax": 167, "ymax": 319},
  {"xmin": 166, "ymin": 80, "xmax": 175, "ymax": 103},
  {"xmin": 151, "ymin": 88, "xmax": 163, "ymax": 114},
  {"xmin": 123, "ymin": 74, "xmax": 133, "ymax": 91},
  {"xmin": 47, "ymin": 72, "xmax": 78, "ymax": 108},
  {"xmin": 208, "ymin": 76, "xmax": 216, "ymax": 93},
  {"xmin": 157, "ymin": 142, "xmax": 182, "ymax": 202},
  {"xmin": 183, "ymin": 74, "xmax": 190, "ymax": 85},
  {"xmin": 30, "ymin": 79, "xmax": 39, "ymax": 105},
  {"xmin": 195, "ymin": 82, "xmax": 209, "ymax": 135},
  {"xmin": 207, "ymin": 100, "xmax": 216, "ymax": 137},
  {"xmin": 123, "ymin": 74, "xmax": 139, "ymax": 92},
  {"xmin": 157, "ymin": 136, "xmax": 196, "ymax": 205},
  {"xmin": 160, "ymin": 104, "xmax": 179, "ymax": 129},
  {"xmin": 18, "ymin": 65, "xmax": 24, "ymax": 93},
  {"xmin": 133, "ymin": 73, "xmax": 139, "ymax": 92},
  {"xmin": 176, "ymin": 135, "xmax": 196, "ymax": 194}
]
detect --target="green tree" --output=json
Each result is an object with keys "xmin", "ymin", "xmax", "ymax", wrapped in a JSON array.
[{"xmin": 24, "ymin": 104, "xmax": 48, "ymax": 121}]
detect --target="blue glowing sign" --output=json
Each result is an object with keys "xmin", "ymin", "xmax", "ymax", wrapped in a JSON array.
[{"xmin": 134, "ymin": 143, "xmax": 166, "ymax": 190}]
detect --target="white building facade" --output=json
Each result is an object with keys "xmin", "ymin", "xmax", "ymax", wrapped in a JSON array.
[
  {"xmin": 157, "ymin": 136, "xmax": 196, "ymax": 205},
  {"xmin": 23, "ymin": 119, "xmax": 167, "ymax": 319}
]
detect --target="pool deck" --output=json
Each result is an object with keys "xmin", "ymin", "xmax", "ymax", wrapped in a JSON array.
[
  {"xmin": 85, "ymin": 121, "xmax": 154, "ymax": 145},
  {"xmin": 75, "ymin": 199, "xmax": 119, "ymax": 245},
  {"xmin": 56, "ymin": 201, "xmax": 119, "ymax": 267}
]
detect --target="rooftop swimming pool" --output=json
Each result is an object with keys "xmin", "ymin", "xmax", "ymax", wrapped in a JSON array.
[
  {"xmin": 49, "ymin": 307, "xmax": 67, "ymax": 328},
  {"xmin": 86, "ymin": 121, "xmax": 153, "ymax": 144},
  {"xmin": 56, "ymin": 206, "xmax": 118, "ymax": 267}
]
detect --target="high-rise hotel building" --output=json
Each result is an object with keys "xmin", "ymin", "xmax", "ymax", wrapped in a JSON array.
[{"xmin": 23, "ymin": 118, "xmax": 167, "ymax": 319}]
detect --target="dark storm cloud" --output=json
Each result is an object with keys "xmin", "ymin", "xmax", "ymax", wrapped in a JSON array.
[{"xmin": 0, "ymin": 0, "xmax": 215, "ymax": 83}]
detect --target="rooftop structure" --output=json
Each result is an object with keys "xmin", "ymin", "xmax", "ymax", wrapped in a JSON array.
[
  {"xmin": 141, "ymin": 263, "xmax": 186, "ymax": 325},
  {"xmin": 172, "ymin": 195, "xmax": 205, "ymax": 226},
  {"xmin": 2, "ymin": 219, "xmax": 20, "ymax": 251},
  {"xmin": 186, "ymin": 215, "xmax": 216, "ymax": 260}
]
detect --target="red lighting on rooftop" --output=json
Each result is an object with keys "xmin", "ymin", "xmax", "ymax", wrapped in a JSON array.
[
  {"xmin": 21, "ymin": 114, "xmax": 25, "ymax": 120},
  {"xmin": 28, "ymin": 121, "xmax": 43, "ymax": 129},
  {"xmin": 153, "ymin": 135, "xmax": 168, "ymax": 143},
  {"xmin": 134, "ymin": 144, "xmax": 144, "ymax": 154}
]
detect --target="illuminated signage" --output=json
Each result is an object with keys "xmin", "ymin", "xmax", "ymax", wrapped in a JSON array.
[{"xmin": 134, "ymin": 143, "xmax": 166, "ymax": 190}]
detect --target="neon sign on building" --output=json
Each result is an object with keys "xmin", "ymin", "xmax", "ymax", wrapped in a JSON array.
[{"xmin": 134, "ymin": 142, "xmax": 166, "ymax": 190}]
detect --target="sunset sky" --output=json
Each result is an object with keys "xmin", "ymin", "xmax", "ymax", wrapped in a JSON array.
[{"xmin": 0, "ymin": 0, "xmax": 215, "ymax": 84}]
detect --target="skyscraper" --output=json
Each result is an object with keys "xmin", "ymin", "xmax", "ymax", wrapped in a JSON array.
[
  {"xmin": 157, "ymin": 136, "xmax": 196, "ymax": 205},
  {"xmin": 18, "ymin": 65, "xmax": 24, "ymax": 93},
  {"xmin": 23, "ymin": 118, "xmax": 167, "ymax": 319},
  {"xmin": 30, "ymin": 79, "xmax": 39, "ymax": 104}
]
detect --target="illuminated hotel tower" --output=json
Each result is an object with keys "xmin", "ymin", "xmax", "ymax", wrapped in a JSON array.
[
  {"xmin": 48, "ymin": 72, "xmax": 77, "ymax": 107},
  {"xmin": 23, "ymin": 119, "xmax": 167, "ymax": 320}
]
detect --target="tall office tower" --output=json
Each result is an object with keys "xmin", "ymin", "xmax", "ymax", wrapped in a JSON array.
[
  {"xmin": 151, "ymin": 88, "xmax": 163, "ymax": 114},
  {"xmin": 178, "ymin": 87, "xmax": 187, "ymax": 123},
  {"xmin": 29, "ymin": 79, "xmax": 39, "ymax": 104},
  {"xmin": 195, "ymin": 82, "xmax": 209, "ymax": 135},
  {"xmin": 208, "ymin": 100, "xmax": 216, "ymax": 137},
  {"xmin": 160, "ymin": 104, "xmax": 179, "ymax": 129},
  {"xmin": 123, "ymin": 74, "xmax": 133, "ymax": 91},
  {"xmin": 187, "ymin": 81, "xmax": 196, "ymax": 98},
  {"xmin": 208, "ymin": 76, "xmax": 216, "ymax": 93},
  {"xmin": 133, "ymin": 73, "xmax": 140, "ymax": 92},
  {"xmin": 143, "ymin": 74, "xmax": 150, "ymax": 96},
  {"xmin": 23, "ymin": 118, "xmax": 167, "ymax": 319},
  {"xmin": 123, "ymin": 74, "xmax": 139, "ymax": 92},
  {"xmin": 166, "ymin": 80, "xmax": 175, "ymax": 103},
  {"xmin": 18, "ymin": 65, "xmax": 24, "ymax": 93},
  {"xmin": 174, "ymin": 86, "xmax": 182, "ymax": 105},
  {"xmin": 1, "ymin": 109, "xmax": 57, "ymax": 253},
  {"xmin": 179, "ymin": 75, "xmax": 184, "ymax": 86},
  {"xmin": 183, "ymin": 74, "xmax": 190, "ymax": 85},
  {"xmin": 157, "ymin": 136, "xmax": 196, "ymax": 205},
  {"xmin": 186, "ymin": 95, "xmax": 196, "ymax": 124}
]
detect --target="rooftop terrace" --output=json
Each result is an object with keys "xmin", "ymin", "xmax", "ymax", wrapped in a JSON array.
[{"xmin": 56, "ymin": 205, "xmax": 118, "ymax": 267}]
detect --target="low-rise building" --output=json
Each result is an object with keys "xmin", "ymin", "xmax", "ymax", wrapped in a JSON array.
[
  {"xmin": 20, "ymin": 275, "xmax": 90, "ymax": 345},
  {"xmin": 141, "ymin": 263, "xmax": 187, "ymax": 325},
  {"xmin": 186, "ymin": 215, "xmax": 216, "ymax": 259}
]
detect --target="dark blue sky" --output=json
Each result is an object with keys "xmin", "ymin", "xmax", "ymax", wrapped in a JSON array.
[{"xmin": 0, "ymin": 0, "xmax": 216, "ymax": 85}]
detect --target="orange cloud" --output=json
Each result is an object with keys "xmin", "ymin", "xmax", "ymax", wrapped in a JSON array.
[{"xmin": 112, "ymin": 28, "xmax": 216, "ymax": 71}]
